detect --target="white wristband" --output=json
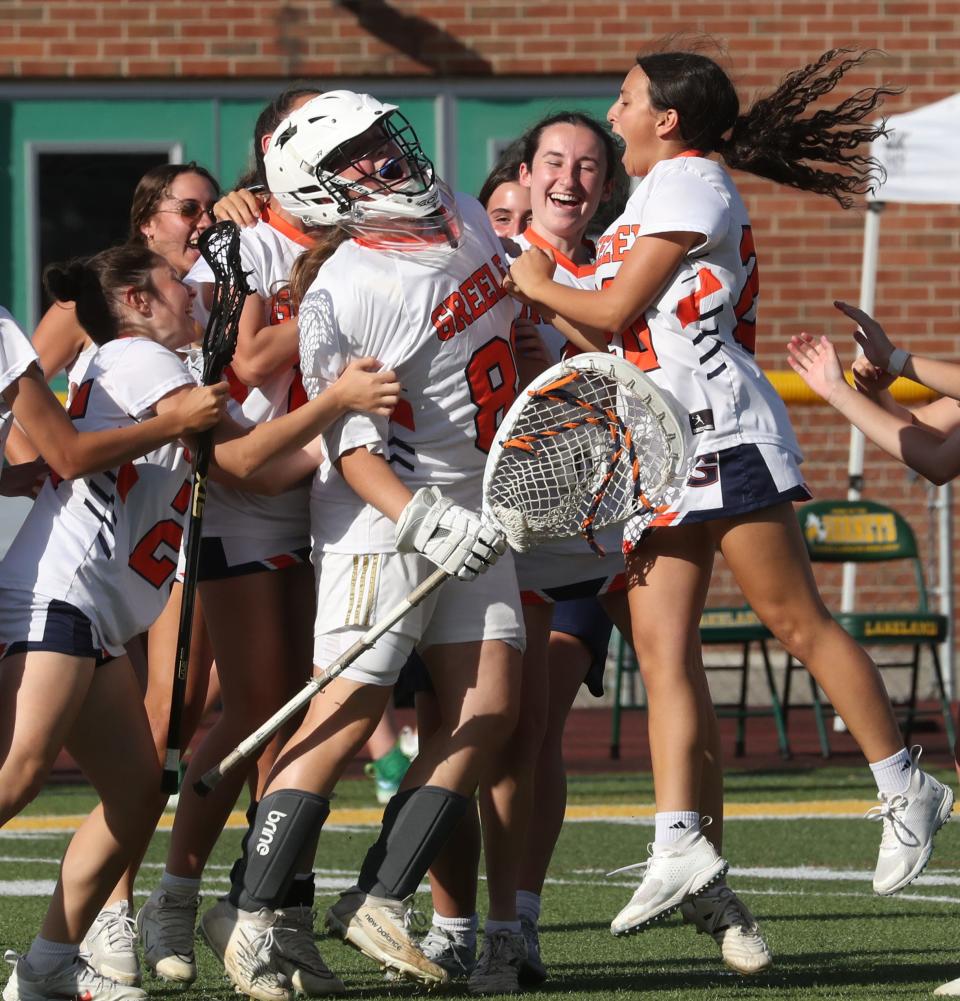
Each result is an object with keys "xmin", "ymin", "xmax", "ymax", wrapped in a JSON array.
[{"xmin": 887, "ymin": 347, "xmax": 911, "ymax": 377}]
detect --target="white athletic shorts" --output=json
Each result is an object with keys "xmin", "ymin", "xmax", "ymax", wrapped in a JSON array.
[
  {"xmin": 311, "ymin": 548, "xmax": 525, "ymax": 686},
  {"xmin": 623, "ymin": 442, "xmax": 811, "ymax": 551}
]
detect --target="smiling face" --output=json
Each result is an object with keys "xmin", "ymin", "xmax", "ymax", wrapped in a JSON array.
[
  {"xmin": 140, "ymin": 264, "xmax": 197, "ymax": 350},
  {"xmin": 518, "ymin": 122, "xmax": 609, "ymax": 249},
  {"xmin": 139, "ymin": 171, "xmax": 218, "ymax": 277},
  {"xmin": 485, "ymin": 181, "xmax": 532, "ymax": 238},
  {"xmin": 607, "ymin": 65, "xmax": 676, "ymax": 178}
]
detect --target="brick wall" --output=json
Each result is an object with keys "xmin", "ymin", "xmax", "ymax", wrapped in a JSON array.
[{"xmin": 4, "ymin": 0, "xmax": 960, "ymax": 623}]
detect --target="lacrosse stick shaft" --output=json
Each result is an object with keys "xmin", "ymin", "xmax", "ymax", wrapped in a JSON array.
[
  {"xmin": 194, "ymin": 565, "xmax": 449, "ymax": 796},
  {"xmin": 160, "ymin": 433, "xmax": 213, "ymax": 794}
]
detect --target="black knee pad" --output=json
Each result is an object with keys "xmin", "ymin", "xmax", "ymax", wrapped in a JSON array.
[
  {"xmin": 228, "ymin": 800, "xmax": 260, "ymax": 891},
  {"xmin": 357, "ymin": 787, "xmax": 418, "ymax": 893},
  {"xmin": 234, "ymin": 789, "xmax": 329, "ymax": 911},
  {"xmin": 369, "ymin": 786, "xmax": 469, "ymax": 900}
]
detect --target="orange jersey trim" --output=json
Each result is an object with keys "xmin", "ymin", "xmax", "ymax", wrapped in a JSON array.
[
  {"xmin": 259, "ymin": 204, "xmax": 316, "ymax": 249},
  {"xmin": 522, "ymin": 226, "xmax": 596, "ymax": 279}
]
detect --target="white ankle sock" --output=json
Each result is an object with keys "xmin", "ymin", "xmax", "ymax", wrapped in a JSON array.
[
  {"xmin": 433, "ymin": 912, "xmax": 477, "ymax": 947},
  {"xmin": 485, "ymin": 918, "xmax": 521, "ymax": 936},
  {"xmin": 516, "ymin": 890, "xmax": 541, "ymax": 926},
  {"xmin": 25, "ymin": 937, "xmax": 77, "ymax": 975},
  {"xmin": 655, "ymin": 811, "xmax": 700, "ymax": 844},
  {"xmin": 870, "ymin": 748, "xmax": 913, "ymax": 795},
  {"xmin": 160, "ymin": 871, "xmax": 201, "ymax": 895}
]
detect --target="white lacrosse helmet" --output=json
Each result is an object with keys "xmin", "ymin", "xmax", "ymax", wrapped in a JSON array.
[{"xmin": 265, "ymin": 90, "xmax": 442, "ymax": 228}]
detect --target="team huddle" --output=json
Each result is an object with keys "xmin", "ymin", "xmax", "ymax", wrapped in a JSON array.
[{"xmin": 1, "ymin": 46, "xmax": 956, "ymax": 1001}]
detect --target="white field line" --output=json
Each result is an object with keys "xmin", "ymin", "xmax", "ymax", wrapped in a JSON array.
[
  {"xmin": 7, "ymin": 798, "xmax": 954, "ymax": 836},
  {"xmin": 2, "ymin": 863, "xmax": 958, "ymax": 904}
]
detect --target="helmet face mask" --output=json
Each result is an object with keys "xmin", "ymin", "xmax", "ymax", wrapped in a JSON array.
[
  {"xmin": 317, "ymin": 112, "xmax": 438, "ymax": 220},
  {"xmin": 265, "ymin": 91, "xmax": 443, "ymax": 230}
]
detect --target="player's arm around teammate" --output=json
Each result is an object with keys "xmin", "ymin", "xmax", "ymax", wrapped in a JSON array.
[
  {"xmin": 505, "ymin": 48, "xmax": 951, "ymax": 945},
  {"xmin": 195, "ymin": 90, "xmax": 524, "ymax": 998}
]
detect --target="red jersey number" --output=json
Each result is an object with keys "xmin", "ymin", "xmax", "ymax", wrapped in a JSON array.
[
  {"xmin": 733, "ymin": 225, "xmax": 759, "ymax": 354},
  {"xmin": 466, "ymin": 338, "xmax": 519, "ymax": 454},
  {"xmin": 601, "ymin": 278, "xmax": 660, "ymax": 372},
  {"xmin": 128, "ymin": 478, "xmax": 191, "ymax": 590}
]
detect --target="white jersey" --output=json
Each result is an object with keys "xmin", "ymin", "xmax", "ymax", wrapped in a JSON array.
[
  {"xmin": 65, "ymin": 341, "xmax": 98, "ymax": 406},
  {"xmin": 593, "ymin": 154, "xmax": 800, "ymax": 460},
  {"xmin": 0, "ymin": 307, "xmax": 40, "ymax": 456},
  {"xmin": 185, "ymin": 207, "xmax": 313, "ymax": 541},
  {"xmin": 301, "ymin": 194, "xmax": 517, "ymax": 554},
  {"xmin": 0, "ymin": 338, "xmax": 195, "ymax": 653},
  {"xmin": 505, "ymin": 231, "xmax": 624, "ymax": 590}
]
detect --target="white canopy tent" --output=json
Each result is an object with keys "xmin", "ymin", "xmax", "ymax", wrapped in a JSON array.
[{"xmin": 850, "ymin": 92, "xmax": 960, "ymax": 694}]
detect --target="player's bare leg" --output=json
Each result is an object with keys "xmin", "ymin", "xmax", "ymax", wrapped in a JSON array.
[
  {"xmin": 163, "ymin": 565, "xmax": 314, "ymax": 880},
  {"xmin": 626, "ymin": 524, "xmax": 715, "ymax": 813},
  {"xmin": 719, "ymin": 502, "xmax": 952, "ymax": 900},
  {"xmin": 715, "ymin": 503, "xmax": 901, "ymax": 759},
  {"xmin": 0, "ymin": 651, "xmax": 94, "ymax": 824},
  {"xmin": 51, "ymin": 657, "xmax": 167, "ymax": 944}
]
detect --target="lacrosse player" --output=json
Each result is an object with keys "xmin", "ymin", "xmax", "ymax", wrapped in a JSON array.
[
  {"xmin": 136, "ymin": 87, "xmax": 336, "ymax": 994},
  {"xmin": 505, "ymin": 47, "xmax": 952, "ymax": 948},
  {"xmin": 194, "ymin": 90, "xmax": 526, "ymax": 997},
  {"xmin": 0, "ymin": 244, "xmax": 395, "ymax": 1001}
]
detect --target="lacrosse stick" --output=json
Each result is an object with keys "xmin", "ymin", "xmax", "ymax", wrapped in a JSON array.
[
  {"xmin": 160, "ymin": 221, "xmax": 252, "ymax": 794},
  {"xmin": 194, "ymin": 351, "xmax": 690, "ymax": 795}
]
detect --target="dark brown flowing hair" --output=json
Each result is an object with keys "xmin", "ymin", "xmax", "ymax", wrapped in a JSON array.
[{"xmin": 637, "ymin": 48, "xmax": 901, "ymax": 207}]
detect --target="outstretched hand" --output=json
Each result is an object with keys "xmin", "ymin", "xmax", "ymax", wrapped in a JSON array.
[
  {"xmin": 787, "ymin": 332, "xmax": 846, "ymax": 402},
  {"xmin": 834, "ymin": 300, "xmax": 896, "ymax": 371}
]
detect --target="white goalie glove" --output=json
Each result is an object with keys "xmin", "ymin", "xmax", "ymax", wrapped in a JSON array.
[{"xmin": 395, "ymin": 486, "xmax": 506, "ymax": 581}]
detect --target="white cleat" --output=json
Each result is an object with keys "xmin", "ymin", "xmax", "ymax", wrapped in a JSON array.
[
  {"xmin": 325, "ymin": 889, "xmax": 447, "ymax": 986},
  {"xmin": 935, "ymin": 974, "xmax": 960, "ymax": 996},
  {"xmin": 680, "ymin": 880, "xmax": 772, "ymax": 974},
  {"xmin": 2, "ymin": 951, "xmax": 146, "ymax": 1001},
  {"xmin": 82, "ymin": 900, "xmax": 142, "ymax": 986},
  {"xmin": 868, "ymin": 746, "xmax": 954, "ymax": 896},
  {"xmin": 137, "ymin": 887, "xmax": 199, "ymax": 984},
  {"xmin": 201, "ymin": 898, "xmax": 290, "ymax": 1001},
  {"xmin": 609, "ymin": 826, "xmax": 729, "ymax": 935}
]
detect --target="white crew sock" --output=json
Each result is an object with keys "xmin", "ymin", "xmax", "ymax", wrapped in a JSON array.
[
  {"xmin": 160, "ymin": 871, "xmax": 201, "ymax": 895},
  {"xmin": 516, "ymin": 890, "xmax": 541, "ymax": 926},
  {"xmin": 870, "ymin": 747, "xmax": 913, "ymax": 796},
  {"xmin": 433, "ymin": 911, "xmax": 477, "ymax": 948},
  {"xmin": 655, "ymin": 810, "xmax": 700, "ymax": 844},
  {"xmin": 25, "ymin": 937, "xmax": 78, "ymax": 975}
]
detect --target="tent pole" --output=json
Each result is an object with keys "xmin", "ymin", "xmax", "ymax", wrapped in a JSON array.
[{"xmin": 842, "ymin": 201, "xmax": 885, "ymax": 612}]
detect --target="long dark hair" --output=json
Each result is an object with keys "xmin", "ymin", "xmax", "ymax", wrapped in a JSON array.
[
  {"xmin": 43, "ymin": 245, "xmax": 166, "ymax": 346},
  {"xmin": 637, "ymin": 48, "xmax": 899, "ymax": 206},
  {"xmin": 129, "ymin": 161, "xmax": 220, "ymax": 243},
  {"xmin": 236, "ymin": 85, "xmax": 323, "ymax": 190}
]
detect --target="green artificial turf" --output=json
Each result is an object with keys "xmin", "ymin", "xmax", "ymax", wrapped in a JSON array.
[{"xmin": 2, "ymin": 771, "xmax": 958, "ymax": 1000}]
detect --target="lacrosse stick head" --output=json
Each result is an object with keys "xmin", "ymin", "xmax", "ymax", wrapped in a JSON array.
[
  {"xmin": 197, "ymin": 221, "xmax": 252, "ymax": 385},
  {"xmin": 483, "ymin": 353, "xmax": 693, "ymax": 553}
]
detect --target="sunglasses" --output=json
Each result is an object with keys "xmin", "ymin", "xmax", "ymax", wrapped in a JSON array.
[{"xmin": 156, "ymin": 198, "xmax": 217, "ymax": 224}]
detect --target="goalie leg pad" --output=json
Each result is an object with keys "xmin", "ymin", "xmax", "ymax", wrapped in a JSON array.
[
  {"xmin": 365, "ymin": 785, "xmax": 470, "ymax": 900},
  {"xmin": 233, "ymin": 790, "xmax": 330, "ymax": 911}
]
